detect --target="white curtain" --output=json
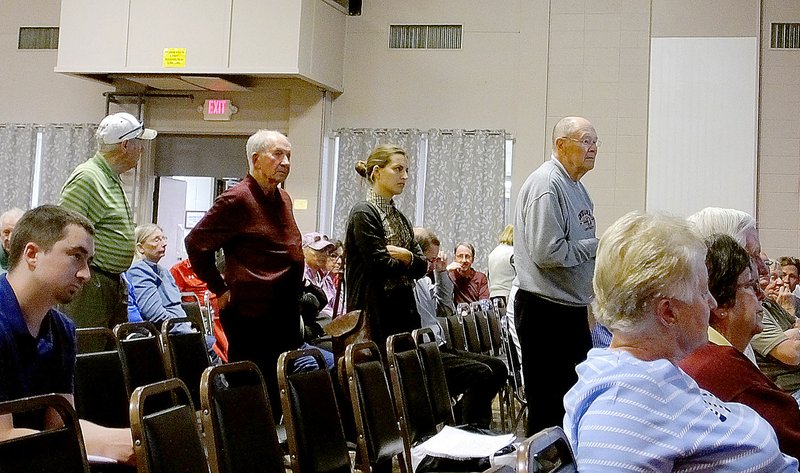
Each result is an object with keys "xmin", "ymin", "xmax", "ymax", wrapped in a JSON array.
[
  {"xmin": 331, "ymin": 129, "xmax": 423, "ymax": 242},
  {"xmin": 38, "ymin": 124, "xmax": 97, "ymax": 205},
  {"xmin": 0, "ymin": 124, "xmax": 37, "ymax": 210},
  {"xmin": 0, "ymin": 123, "xmax": 97, "ymax": 210},
  {"xmin": 424, "ymin": 130, "xmax": 505, "ymax": 270}
]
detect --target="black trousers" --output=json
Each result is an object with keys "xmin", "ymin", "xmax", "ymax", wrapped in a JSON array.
[
  {"xmin": 440, "ymin": 348, "xmax": 508, "ymax": 428},
  {"xmin": 221, "ymin": 304, "xmax": 302, "ymax": 422},
  {"xmin": 514, "ymin": 289, "xmax": 591, "ymax": 436}
]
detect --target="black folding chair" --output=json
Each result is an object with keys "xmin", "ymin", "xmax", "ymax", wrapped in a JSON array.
[
  {"xmin": 74, "ymin": 327, "xmax": 129, "ymax": 428},
  {"xmin": 130, "ymin": 378, "xmax": 208, "ymax": 473},
  {"xmin": 387, "ymin": 332, "xmax": 438, "ymax": 467},
  {"xmin": 344, "ymin": 341, "xmax": 409, "ymax": 472},
  {"xmin": 113, "ymin": 321, "xmax": 169, "ymax": 399},
  {"xmin": 161, "ymin": 317, "xmax": 211, "ymax": 409},
  {"xmin": 200, "ymin": 361, "xmax": 285, "ymax": 473},
  {"xmin": 278, "ymin": 348, "xmax": 352, "ymax": 473},
  {"xmin": 411, "ymin": 327, "xmax": 455, "ymax": 428},
  {"xmin": 0, "ymin": 393, "xmax": 90, "ymax": 473}
]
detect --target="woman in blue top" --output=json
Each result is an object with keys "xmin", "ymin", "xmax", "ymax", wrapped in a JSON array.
[{"xmin": 126, "ymin": 224, "xmax": 216, "ymax": 358}]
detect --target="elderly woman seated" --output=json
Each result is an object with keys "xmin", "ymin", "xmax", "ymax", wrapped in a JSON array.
[
  {"xmin": 679, "ymin": 233, "xmax": 800, "ymax": 459},
  {"xmin": 126, "ymin": 223, "xmax": 216, "ymax": 360},
  {"xmin": 564, "ymin": 212, "xmax": 798, "ymax": 471}
]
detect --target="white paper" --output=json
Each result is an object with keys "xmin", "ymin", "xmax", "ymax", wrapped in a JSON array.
[
  {"xmin": 87, "ymin": 454, "xmax": 118, "ymax": 464},
  {"xmin": 415, "ymin": 425, "xmax": 515, "ymax": 460}
]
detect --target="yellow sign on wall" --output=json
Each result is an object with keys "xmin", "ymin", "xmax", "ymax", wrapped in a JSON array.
[{"xmin": 162, "ymin": 48, "xmax": 186, "ymax": 68}]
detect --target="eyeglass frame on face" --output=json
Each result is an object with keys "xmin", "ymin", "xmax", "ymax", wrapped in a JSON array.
[
  {"xmin": 150, "ymin": 235, "xmax": 168, "ymax": 244},
  {"xmin": 737, "ymin": 278, "xmax": 762, "ymax": 293},
  {"xmin": 565, "ymin": 136, "xmax": 601, "ymax": 148}
]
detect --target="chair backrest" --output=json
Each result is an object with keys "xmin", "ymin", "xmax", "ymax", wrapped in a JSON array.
[
  {"xmin": 501, "ymin": 316, "xmax": 525, "ymax": 400},
  {"xmin": 344, "ymin": 341, "xmax": 408, "ymax": 473},
  {"xmin": 130, "ymin": 378, "xmax": 208, "ymax": 473},
  {"xmin": 485, "ymin": 307, "xmax": 503, "ymax": 357},
  {"xmin": 278, "ymin": 348, "xmax": 352, "ymax": 473},
  {"xmin": 74, "ymin": 328, "xmax": 129, "ymax": 428},
  {"xmin": 490, "ymin": 295, "xmax": 507, "ymax": 313},
  {"xmin": 113, "ymin": 321, "xmax": 169, "ymax": 399},
  {"xmin": 411, "ymin": 327, "xmax": 455, "ymax": 427},
  {"xmin": 471, "ymin": 304, "xmax": 494, "ymax": 354},
  {"xmin": 161, "ymin": 317, "xmax": 210, "ymax": 408},
  {"xmin": 200, "ymin": 361, "xmax": 284, "ymax": 473},
  {"xmin": 445, "ymin": 315, "xmax": 467, "ymax": 351},
  {"xmin": 0, "ymin": 394, "xmax": 90, "ymax": 473},
  {"xmin": 180, "ymin": 292, "xmax": 212, "ymax": 335},
  {"xmin": 387, "ymin": 333, "xmax": 437, "ymax": 453},
  {"xmin": 517, "ymin": 426, "xmax": 576, "ymax": 473},
  {"xmin": 461, "ymin": 311, "xmax": 483, "ymax": 353},
  {"xmin": 436, "ymin": 317, "xmax": 452, "ymax": 348}
]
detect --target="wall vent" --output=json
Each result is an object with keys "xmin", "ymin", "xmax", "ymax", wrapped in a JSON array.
[
  {"xmin": 389, "ymin": 25, "xmax": 462, "ymax": 49},
  {"xmin": 770, "ymin": 23, "xmax": 800, "ymax": 49},
  {"xmin": 18, "ymin": 27, "xmax": 59, "ymax": 50}
]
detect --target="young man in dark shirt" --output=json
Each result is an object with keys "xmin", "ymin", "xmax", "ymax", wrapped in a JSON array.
[{"xmin": 0, "ymin": 205, "xmax": 134, "ymax": 464}]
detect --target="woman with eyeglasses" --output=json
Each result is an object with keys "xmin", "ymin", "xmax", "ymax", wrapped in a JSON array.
[
  {"xmin": 679, "ymin": 234, "xmax": 800, "ymax": 459},
  {"xmin": 344, "ymin": 144, "xmax": 427, "ymax": 351},
  {"xmin": 126, "ymin": 224, "xmax": 217, "ymax": 358}
]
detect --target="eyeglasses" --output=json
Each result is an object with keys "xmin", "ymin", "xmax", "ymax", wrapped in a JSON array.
[
  {"xmin": 565, "ymin": 137, "xmax": 601, "ymax": 148},
  {"xmin": 151, "ymin": 236, "xmax": 168, "ymax": 244}
]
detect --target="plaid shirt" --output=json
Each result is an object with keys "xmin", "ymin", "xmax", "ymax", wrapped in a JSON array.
[
  {"xmin": 366, "ymin": 189, "xmax": 414, "ymax": 249},
  {"xmin": 365, "ymin": 188, "xmax": 416, "ymax": 290}
]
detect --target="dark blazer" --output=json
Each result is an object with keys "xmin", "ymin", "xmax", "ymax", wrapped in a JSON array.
[{"xmin": 344, "ymin": 201, "xmax": 427, "ymax": 347}]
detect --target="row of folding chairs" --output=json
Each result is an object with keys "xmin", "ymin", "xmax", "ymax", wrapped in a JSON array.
[
  {"xmin": 436, "ymin": 297, "xmax": 528, "ymax": 432},
  {"xmin": 74, "ymin": 318, "xmax": 212, "ymax": 429}
]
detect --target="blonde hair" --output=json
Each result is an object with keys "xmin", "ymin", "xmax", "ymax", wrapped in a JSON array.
[
  {"xmin": 498, "ymin": 224, "xmax": 513, "ymax": 245},
  {"xmin": 593, "ymin": 211, "xmax": 706, "ymax": 332},
  {"xmin": 355, "ymin": 144, "xmax": 407, "ymax": 184}
]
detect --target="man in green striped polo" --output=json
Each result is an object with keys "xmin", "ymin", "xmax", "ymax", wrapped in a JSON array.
[{"xmin": 58, "ymin": 112, "xmax": 157, "ymax": 330}]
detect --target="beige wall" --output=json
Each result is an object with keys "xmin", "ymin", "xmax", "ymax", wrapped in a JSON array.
[
  {"xmin": 545, "ymin": 0, "xmax": 651, "ymax": 235},
  {"xmin": 331, "ymin": 0, "xmax": 551, "ymax": 218},
  {"xmin": 3, "ymin": 0, "xmax": 800, "ymax": 256},
  {"xmin": 759, "ymin": 0, "xmax": 800, "ymax": 258},
  {"xmin": 0, "ymin": 0, "xmax": 108, "ymax": 122}
]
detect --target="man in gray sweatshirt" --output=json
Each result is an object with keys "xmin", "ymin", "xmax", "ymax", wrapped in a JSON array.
[{"xmin": 513, "ymin": 116, "xmax": 599, "ymax": 435}]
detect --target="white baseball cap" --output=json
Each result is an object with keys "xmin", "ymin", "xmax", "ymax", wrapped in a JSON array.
[{"xmin": 97, "ymin": 112, "xmax": 157, "ymax": 144}]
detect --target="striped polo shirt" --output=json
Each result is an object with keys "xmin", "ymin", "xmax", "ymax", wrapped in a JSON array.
[
  {"xmin": 564, "ymin": 348, "xmax": 799, "ymax": 472},
  {"xmin": 59, "ymin": 152, "xmax": 135, "ymax": 274}
]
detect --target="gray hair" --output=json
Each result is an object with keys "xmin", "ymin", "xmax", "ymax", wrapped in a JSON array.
[
  {"xmin": 687, "ymin": 207, "xmax": 755, "ymax": 248},
  {"xmin": 593, "ymin": 211, "xmax": 707, "ymax": 333},
  {"xmin": 245, "ymin": 130, "xmax": 287, "ymax": 173},
  {"xmin": 1, "ymin": 208, "xmax": 24, "ymax": 226}
]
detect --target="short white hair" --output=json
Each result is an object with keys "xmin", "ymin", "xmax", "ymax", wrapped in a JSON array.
[
  {"xmin": 687, "ymin": 207, "xmax": 755, "ymax": 248},
  {"xmin": 245, "ymin": 130, "xmax": 286, "ymax": 172}
]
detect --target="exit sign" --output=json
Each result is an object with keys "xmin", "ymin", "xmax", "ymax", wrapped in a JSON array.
[{"xmin": 202, "ymin": 99, "xmax": 236, "ymax": 121}]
